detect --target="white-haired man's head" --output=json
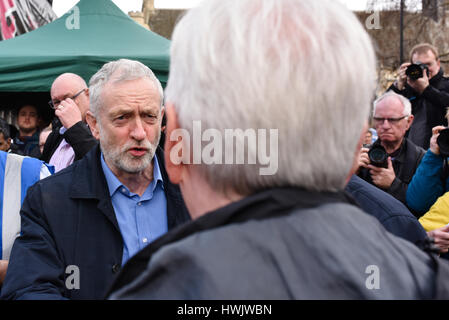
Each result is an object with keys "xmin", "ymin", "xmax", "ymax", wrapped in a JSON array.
[
  {"xmin": 373, "ymin": 92, "xmax": 411, "ymax": 118},
  {"xmin": 372, "ymin": 92, "xmax": 414, "ymax": 148},
  {"xmin": 165, "ymin": 0, "xmax": 377, "ymax": 196}
]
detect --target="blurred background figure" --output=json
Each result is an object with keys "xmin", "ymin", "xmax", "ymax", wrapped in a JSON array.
[
  {"xmin": 364, "ymin": 129, "xmax": 373, "ymax": 147},
  {"xmin": 38, "ymin": 126, "xmax": 52, "ymax": 154},
  {"xmin": 10, "ymin": 104, "xmax": 41, "ymax": 158},
  {"xmin": 0, "ymin": 118, "xmax": 12, "ymax": 152}
]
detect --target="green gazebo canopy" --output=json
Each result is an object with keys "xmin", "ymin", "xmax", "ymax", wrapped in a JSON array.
[{"xmin": 0, "ymin": 0, "xmax": 170, "ymax": 92}]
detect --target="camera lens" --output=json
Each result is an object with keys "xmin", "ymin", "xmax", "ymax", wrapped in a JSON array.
[
  {"xmin": 368, "ymin": 145, "xmax": 388, "ymax": 168},
  {"xmin": 437, "ymin": 128, "xmax": 449, "ymax": 158},
  {"xmin": 406, "ymin": 64, "xmax": 423, "ymax": 80}
]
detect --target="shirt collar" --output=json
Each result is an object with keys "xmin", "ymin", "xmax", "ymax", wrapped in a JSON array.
[{"xmin": 100, "ymin": 152, "xmax": 164, "ymax": 197}]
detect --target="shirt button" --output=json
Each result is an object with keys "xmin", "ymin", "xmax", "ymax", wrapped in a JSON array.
[
  {"xmin": 137, "ymin": 202, "xmax": 142, "ymax": 206},
  {"xmin": 142, "ymin": 237, "xmax": 148, "ymax": 243},
  {"xmin": 112, "ymin": 263, "xmax": 120, "ymax": 274},
  {"xmin": 121, "ymin": 188, "xmax": 126, "ymax": 193}
]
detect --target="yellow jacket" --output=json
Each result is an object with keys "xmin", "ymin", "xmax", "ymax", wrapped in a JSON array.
[{"xmin": 419, "ymin": 192, "xmax": 449, "ymax": 231}]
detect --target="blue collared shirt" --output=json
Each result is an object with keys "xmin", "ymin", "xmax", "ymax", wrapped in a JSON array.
[{"xmin": 101, "ymin": 153, "xmax": 167, "ymax": 265}]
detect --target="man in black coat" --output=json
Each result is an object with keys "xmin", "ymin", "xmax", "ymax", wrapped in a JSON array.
[
  {"xmin": 358, "ymin": 92, "xmax": 425, "ymax": 206},
  {"xmin": 389, "ymin": 43, "xmax": 449, "ymax": 150},
  {"xmin": 0, "ymin": 60, "xmax": 190, "ymax": 300},
  {"xmin": 41, "ymin": 73, "xmax": 97, "ymax": 172}
]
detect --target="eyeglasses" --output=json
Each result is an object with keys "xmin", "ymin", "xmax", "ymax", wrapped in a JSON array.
[
  {"xmin": 49, "ymin": 89, "xmax": 86, "ymax": 110},
  {"xmin": 373, "ymin": 116, "xmax": 408, "ymax": 125}
]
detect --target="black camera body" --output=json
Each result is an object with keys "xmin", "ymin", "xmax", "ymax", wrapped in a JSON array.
[
  {"xmin": 368, "ymin": 144, "xmax": 388, "ymax": 168},
  {"xmin": 437, "ymin": 128, "xmax": 449, "ymax": 158},
  {"xmin": 406, "ymin": 61, "xmax": 430, "ymax": 80}
]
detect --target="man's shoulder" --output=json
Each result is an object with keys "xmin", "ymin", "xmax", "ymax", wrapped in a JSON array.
[
  {"xmin": 346, "ymin": 175, "xmax": 412, "ymax": 220},
  {"xmin": 433, "ymin": 73, "xmax": 449, "ymax": 91},
  {"xmin": 32, "ymin": 148, "xmax": 96, "ymax": 188},
  {"xmin": 116, "ymin": 201, "xmax": 435, "ymax": 299},
  {"xmin": 405, "ymin": 138, "xmax": 426, "ymax": 156}
]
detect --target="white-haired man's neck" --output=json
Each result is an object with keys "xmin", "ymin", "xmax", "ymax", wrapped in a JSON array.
[{"xmin": 180, "ymin": 167, "xmax": 244, "ymax": 220}]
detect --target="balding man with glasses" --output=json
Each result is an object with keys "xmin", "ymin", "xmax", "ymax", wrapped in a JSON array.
[
  {"xmin": 42, "ymin": 73, "xmax": 97, "ymax": 172},
  {"xmin": 357, "ymin": 92, "xmax": 425, "ymax": 206}
]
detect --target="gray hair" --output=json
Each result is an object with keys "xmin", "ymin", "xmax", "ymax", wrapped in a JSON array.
[
  {"xmin": 89, "ymin": 59, "xmax": 164, "ymax": 117},
  {"xmin": 165, "ymin": 0, "xmax": 377, "ymax": 194},
  {"xmin": 373, "ymin": 91, "xmax": 412, "ymax": 117}
]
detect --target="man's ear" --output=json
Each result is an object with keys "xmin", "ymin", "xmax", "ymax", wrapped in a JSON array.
[
  {"xmin": 86, "ymin": 111, "xmax": 100, "ymax": 140},
  {"xmin": 164, "ymin": 102, "xmax": 185, "ymax": 185},
  {"xmin": 406, "ymin": 114, "xmax": 414, "ymax": 130}
]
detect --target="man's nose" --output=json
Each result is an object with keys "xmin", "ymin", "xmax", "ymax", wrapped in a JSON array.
[
  {"xmin": 130, "ymin": 118, "xmax": 146, "ymax": 141},
  {"xmin": 380, "ymin": 119, "xmax": 392, "ymax": 128}
]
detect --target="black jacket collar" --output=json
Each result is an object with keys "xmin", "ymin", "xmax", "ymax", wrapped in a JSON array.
[{"xmin": 107, "ymin": 186, "xmax": 353, "ymax": 296}]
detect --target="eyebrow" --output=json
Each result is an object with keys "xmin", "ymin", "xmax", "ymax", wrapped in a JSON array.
[{"xmin": 52, "ymin": 94, "xmax": 70, "ymax": 102}]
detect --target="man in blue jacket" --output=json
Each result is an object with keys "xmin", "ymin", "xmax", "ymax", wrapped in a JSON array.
[{"xmin": 0, "ymin": 59, "xmax": 190, "ymax": 299}]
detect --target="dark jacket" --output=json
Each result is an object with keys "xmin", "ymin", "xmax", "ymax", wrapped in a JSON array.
[
  {"xmin": 389, "ymin": 68, "xmax": 449, "ymax": 149},
  {"xmin": 108, "ymin": 187, "xmax": 449, "ymax": 300},
  {"xmin": 10, "ymin": 131, "xmax": 40, "ymax": 158},
  {"xmin": 41, "ymin": 119, "xmax": 97, "ymax": 163},
  {"xmin": 358, "ymin": 138, "xmax": 425, "ymax": 205},
  {"xmin": 345, "ymin": 175, "xmax": 427, "ymax": 245},
  {"xmin": 0, "ymin": 144, "xmax": 190, "ymax": 300}
]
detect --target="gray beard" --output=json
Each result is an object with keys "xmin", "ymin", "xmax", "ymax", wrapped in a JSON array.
[{"xmin": 100, "ymin": 130, "xmax": 161, "ymax": 174}]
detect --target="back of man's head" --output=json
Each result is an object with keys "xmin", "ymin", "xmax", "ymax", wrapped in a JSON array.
[{"xmin": 166, "ymin": 0, "xmax": 377, "ymax": 194}]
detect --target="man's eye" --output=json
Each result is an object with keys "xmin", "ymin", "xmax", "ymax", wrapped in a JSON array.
[{"xmin": 145, "ymin": 114, "xmax": 157, "ymax": 119}]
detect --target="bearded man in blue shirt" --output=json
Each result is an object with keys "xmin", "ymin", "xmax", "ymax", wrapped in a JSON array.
[{"xmin": 1, "ymin": 59, "xmax": 190, "ymax": 300}]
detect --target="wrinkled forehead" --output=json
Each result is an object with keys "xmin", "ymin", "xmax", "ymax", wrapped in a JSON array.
[
  {"xmin": 375, "ymin": 96, "xmax": 404, "ymax": 115},
  {"xmin": 102, "ymin": 77, "xmax": 162, "ymax": 105}
]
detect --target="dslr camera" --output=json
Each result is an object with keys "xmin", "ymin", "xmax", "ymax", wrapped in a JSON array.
[
  {"xmin": 437, "ymin": 128, "xmax": 449, "ymax": 158},
  {"xmin": 368, "ymin": 144, "xmax": 388, "ymax": 168},
  {"xmin": 406, "ymin": 61, "xmax": 430, "ymax": 80}
]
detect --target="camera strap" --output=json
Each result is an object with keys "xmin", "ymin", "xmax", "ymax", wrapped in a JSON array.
[{"xmin": 442, "ymin": 158, "xmax": 449, "ymax": 183}]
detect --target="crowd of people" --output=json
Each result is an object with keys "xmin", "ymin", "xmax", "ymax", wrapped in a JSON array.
[{"xmin": 0, "ymin": 0, "xmax": 449, "ymax": 299}]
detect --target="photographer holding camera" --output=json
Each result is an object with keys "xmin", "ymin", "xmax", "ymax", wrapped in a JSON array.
[
  {"xmin": 407, "ymin": 122, "xmax": 449, "ymax": 215},
  {"xmin": 389, "ymin": 43, "xmax": 449, "ymax": 150},
  {"xmin": 358, "ymin": 92, "xmax": 425, "ymax": 206}
]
